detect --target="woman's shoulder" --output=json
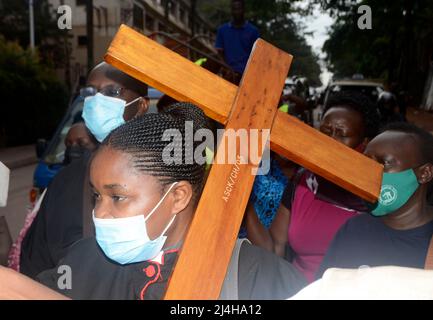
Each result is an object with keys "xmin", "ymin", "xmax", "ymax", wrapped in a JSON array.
[
  {"xmin": 333, "ymin": 213, "xmax": 384, "ymax": 241},
  {"xmin": 37, "ymin": 238, "xmax": 140, "ymax": 299},
  {"xmin": 63, "ymin": 237, "xmax": 101, "ymax": 261},
  {"xmin": 344, "ymin": 213, "xmax": 379, "ymax": 227},
  {"xmin": 37, "ymin": 238, "xmax": 104, "ymax": 285}
]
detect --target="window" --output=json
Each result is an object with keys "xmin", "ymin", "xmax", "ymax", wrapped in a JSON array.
[
  {"xmin": 179, "ymin": 6, "xmax": 187, "ymax": 24},
  {"xmin": 133, "ymin": 4, "xmax": 144, "ymax": 30},
  {"xmin": 95, "ymin": 7, "xmax": 101, "ymax": 28},
  {"xmin": 145, "ymin": 14, "xmax": 155, "ymax": 31},
  {"xmin": 78, "ymin": 35, "xmax": 88, "ymax": 46},
  {"xmin": 102, "ymin": 7, "xmax": 108, "ymax": 30},
  {"xmin": 170, "ymin": 1, "xmax": 177, "ymax": 17}
]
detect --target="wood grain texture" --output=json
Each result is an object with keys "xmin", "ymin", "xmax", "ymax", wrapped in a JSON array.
[
  {"xmin": 270, "ymin": 113, "xmax": 383, "ymax": 202},
  {"xmin": 105, "ymin": 24, "xmax": 236, "ymax": 124},
  {"xmin": 105, "ymin": 24, "xmax": 382, "ymax": 202},
  {"xmin": 164, "ymin": 39, "xmax": 291, "ymax": 299}
]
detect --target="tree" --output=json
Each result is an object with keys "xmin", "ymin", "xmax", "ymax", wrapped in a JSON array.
[
  {"xmin": 198, "ymin": 0, "xmax": 322, "ymax": 86},
  {"xmin": 317, "ymin": 0, "xmax": 433, "ymax": 103},
  {"xmin": 0, "ymin": 0, "xmax": 72, "ymax": 74},
  {"xmin": 0, "ymin": 36, "xmax": 68, "ymax": 147}
]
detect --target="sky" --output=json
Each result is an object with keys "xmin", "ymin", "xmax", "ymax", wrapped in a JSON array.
[{"xmin": 294, "ymin": 3, "xmax": 335, "ymax": 87}]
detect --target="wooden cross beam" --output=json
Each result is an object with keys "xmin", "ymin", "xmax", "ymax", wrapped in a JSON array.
[{"xmin": 105, "ymin": 25, "xmax": 383, "ymax": 299}]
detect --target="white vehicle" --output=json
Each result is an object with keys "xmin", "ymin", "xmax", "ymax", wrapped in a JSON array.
[{"xmin": 312, "ymin": 78, "xmax": 385, "ymax": 128}]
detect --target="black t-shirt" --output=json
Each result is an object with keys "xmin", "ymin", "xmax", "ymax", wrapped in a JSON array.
[
  {"xmin": 37, "ymin": 237, "xmax": 307, "ymax": 300},
  {"xmin": 20, "ymin": 153, "xmax": 93, "ymax": 279},
  {"xmin": 317, "ymin": 214, "xmax": 433, "ymax": 278}
]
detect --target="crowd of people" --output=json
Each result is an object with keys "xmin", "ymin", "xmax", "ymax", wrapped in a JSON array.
[{"xmin": 0, "ymin": 0, "xmax": 432, "ymax": 300}]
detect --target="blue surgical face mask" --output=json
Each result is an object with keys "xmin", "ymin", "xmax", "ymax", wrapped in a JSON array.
[
  {"xmin": 83, "ymin": 93, "xmax": 140, "ymax": 142},
  {"xmin": 93, "ymin": 182, "xmax": 178, "ymax": 265}
]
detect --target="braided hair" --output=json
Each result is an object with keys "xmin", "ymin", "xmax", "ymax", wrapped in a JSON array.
[
  {"xmin": 324, "ymin": 91, "xmax": 381, "ymax": 139},
  {"xmin": 102, "ymin": 102, "xmax": 211, "ymax": 197}
]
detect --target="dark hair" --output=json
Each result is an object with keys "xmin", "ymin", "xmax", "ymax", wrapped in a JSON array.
[
  {"xmin": 381, "ymin": 122, "xmax": 433, "ymax": 164},
  {"xmin": 102, "ymin": 102, "xmax": 211, "ymax": 196},
  {"xmin": 72, "ymin": 111, "xmax": 84, "ymax": 124},
  {"xmin": 96, "ymin": 62, "xmax": 148, "ymax": 97},
  {"xmin": 156, "ymin": 94, "xmax": 178, "ymax": 113},
  {"xmin": 324, "ymin": 91, "xmax": 380, "ymax": 139}
]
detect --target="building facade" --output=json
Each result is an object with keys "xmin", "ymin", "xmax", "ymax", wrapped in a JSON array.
[{"xmin": 48, "ymin": 0, "xmax": 217, "ymax": 89}]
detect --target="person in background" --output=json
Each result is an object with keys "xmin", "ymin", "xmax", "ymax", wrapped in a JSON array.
[
  {"xmin": 317, "ymin": 123, "xmax": 433, "ymax": 277},
  {"xmin": 242, "ymin": 153, "xmax": 291, "ymax": 239},
  {"xmin": 0, "ymin": 103, "xmax": 307, "ymax": 300},
  {"xmin": 63, "ymin": 113, "xmax": 99, "ymax": 166},
  {"xmin": 215, "ymin": 0, "xmax": 259, "ymax": 84},
  {"xmin": 246, "ymin": 91, "xmax": 381, "ymax": 283},
  {"xmin": 7, "ymin": 114, "xmax": 99, "ymax": 271},
  {"xmin": 376, "ymin": 91, "xmax": 405, "ymax": 126},
  {"xmin": 19, "ymin": 62, "xmax": 149, "ymax": 279}
]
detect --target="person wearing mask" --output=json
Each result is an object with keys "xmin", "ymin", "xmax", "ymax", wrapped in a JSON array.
[
  {"xmin": 0, "ymin": 103, "xmax": 307, "ymax": 299},
  {"xmin": 215, "ymin": 0, "xmax": 259, "ymax": 84},
  {"xmin": 19, "ymin": 62, "xmax": 149, "ymax": 278},
  {"xmin": 7, "ymin": 114, "xmax": 99, "ymax": 271},
  {"xmin": 246, "ymin": 91, "xmax": 381, "ymax": 283},
  {"xmin": 63, "ymin": 114, "xmax": 99, "ymax": 166},
  {"xmin": 317, "ymin": 123, "xmax": 433, "ymax": 277}
]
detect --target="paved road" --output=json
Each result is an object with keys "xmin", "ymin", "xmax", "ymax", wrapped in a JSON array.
[{"xmin": 0, "ymin": 164, "xmax": 36, "ymax": 242}]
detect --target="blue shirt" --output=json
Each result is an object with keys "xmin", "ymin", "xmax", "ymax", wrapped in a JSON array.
[
  {"xmin": 250, "ymin": 159, "xmax": 288, "ymax": 229},
  {"xmin": 317, "ymin": 214, "xmax": 433, "ymax": 279},
  {"xmin": 215, "ymin": 21, "xmax": 260, "ymax": 74}
]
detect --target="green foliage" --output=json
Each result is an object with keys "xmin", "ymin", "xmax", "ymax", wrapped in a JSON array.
[
  {"xmin": 198, "ymin": 0, "xmax": 322, "ymax": 86},
  {"xmin": 318, "ymin": 0, "xmax": 433, "ymax": 101},
  {"xmin": 0, "ymin": 0, "xmax": 72, "ymax": 69},
  {"xmin": 0, "ymin": 36, "xmax": 68, "ymax": 147}
]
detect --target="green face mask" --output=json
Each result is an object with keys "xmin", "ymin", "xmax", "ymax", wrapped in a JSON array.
[{"xmin": 369, "ymin": 168, "xmax": 420, "ymax": 217}]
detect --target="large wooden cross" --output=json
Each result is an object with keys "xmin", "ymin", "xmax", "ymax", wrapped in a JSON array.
[{"xmin": 105, "ymin": 25, "xmax": 383, "ymax": 300}]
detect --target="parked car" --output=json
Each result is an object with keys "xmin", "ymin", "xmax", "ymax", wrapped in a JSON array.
[
  {"xmin": 323, "ymin": 78, "xmax": 385, "ymax": 108},
  {"xmin": 310, "ymin": 77, "xmax": 385, "ymax": 128}
]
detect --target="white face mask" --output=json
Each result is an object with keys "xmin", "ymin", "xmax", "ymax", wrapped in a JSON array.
[
  {"xmin": 0, "ymin": 161, "xmax": 10, "ymax": 207},
  {"xmin": 93, "ymin": 182, "xmax": 178, "ymax": 265}
]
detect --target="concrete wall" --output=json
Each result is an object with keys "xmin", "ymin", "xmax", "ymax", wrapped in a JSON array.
[{"xmin": 48, "ymin": 0, "xmax": 215, "ymax": 88}]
